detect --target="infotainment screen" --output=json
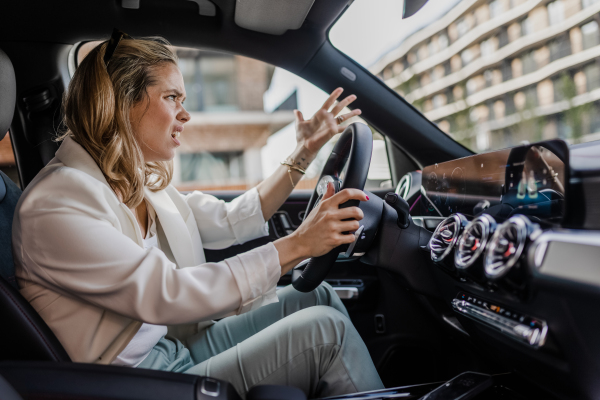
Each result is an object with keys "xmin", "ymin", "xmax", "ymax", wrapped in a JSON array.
[{"xmin": 420, "ymin": 140, "xmax": 568, "ymax": 222}]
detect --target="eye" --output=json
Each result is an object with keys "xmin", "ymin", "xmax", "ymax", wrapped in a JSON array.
[{"xmin": 167, "ymin": 95, "xmax": 177, "ymax": 101}]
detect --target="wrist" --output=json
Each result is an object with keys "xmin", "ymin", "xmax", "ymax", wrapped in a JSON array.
[
  {"xmin": 274, "ymin": 232, "xmax": 310, "ymax": 271},
  {"xmin": 288, "ymin": 144, "xmax": 317, "ymax": 170}
]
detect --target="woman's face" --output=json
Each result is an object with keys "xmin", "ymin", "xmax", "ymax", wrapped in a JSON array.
[{"xmin": 130, "ymin": 62, "xmax": 190, "ymax": 162}]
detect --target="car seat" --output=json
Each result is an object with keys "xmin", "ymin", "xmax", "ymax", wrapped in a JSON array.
[{"xmin": 0, "ymin": 47, "xmax": 70, "ymax": 362}]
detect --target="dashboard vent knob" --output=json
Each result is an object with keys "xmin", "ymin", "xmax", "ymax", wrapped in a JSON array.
[
  {"xmin": 429, "ymin": 214, "xmax": 466, "ymax": 262},
  {"xmin": 484, "ymin": 215, "xmax": 531, "ymax": 279},
  {"xmin": 455, "ymin": 215, "xmax": 496, "ymax": 269}
]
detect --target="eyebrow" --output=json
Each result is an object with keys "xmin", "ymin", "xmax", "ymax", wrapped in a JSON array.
[{"xmin": 167, "ymin": 89, "xmax": 186, "ymax": 102}]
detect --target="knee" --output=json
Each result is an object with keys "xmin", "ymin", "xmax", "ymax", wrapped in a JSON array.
[
  {"xmin": 308, "ymin": 306, "xmax": 355, "ymax": 340},
  {"xmin": 315, "ymin": 282, "xmax": 350, "ymax": 318}
]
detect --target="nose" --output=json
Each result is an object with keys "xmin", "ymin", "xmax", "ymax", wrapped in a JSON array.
[{"xmin": 178, "ymin": 106, "xmax": 191, "ymax": 124}]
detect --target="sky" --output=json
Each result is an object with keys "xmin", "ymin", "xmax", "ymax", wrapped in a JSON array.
[{"xmin": 261, "ymin": 0, "xmax": 462, "ymax": 179}]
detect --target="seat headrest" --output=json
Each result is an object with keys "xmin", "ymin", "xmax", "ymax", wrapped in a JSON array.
[{"xmin": 0, "ymin": 49, "xmax": 16, "ymax": 142}]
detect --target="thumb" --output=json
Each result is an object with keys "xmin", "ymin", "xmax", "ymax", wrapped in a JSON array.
[
  {"xmin": 321, "ymin": 182, "xmax": 335, "ymax": 202},
  {"xmin": 294, "ymin": 109, "xmax": 304, "ymax": 123}
]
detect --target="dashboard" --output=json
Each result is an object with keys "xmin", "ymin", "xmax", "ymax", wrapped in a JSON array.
[
  {"xmin": 419, "ymin": 140, "xmax": 567, "ymax": 223},
  {"xmin": 391, "ymin": 138, "xmax": 600, "ymax": 399}
]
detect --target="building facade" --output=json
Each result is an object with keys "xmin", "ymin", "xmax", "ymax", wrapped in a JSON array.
[{"xmin": 371, "ymin": 0, "xmax": 600, "ymax": 151}]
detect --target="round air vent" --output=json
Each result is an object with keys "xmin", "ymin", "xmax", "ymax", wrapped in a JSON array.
[
  {"xmin": 455, "ymin": 215, "xmax": 496, "ymax": 269},
  {"xmin": 484, "ymin": 215, "xmax": 530, "ymax": 279},
  {"xmin": 429, "ymin": 214, "xmax": 466, "ymax": 262},
  {"xmin": 395, "ymin": 173, "xmax": 411, "ymax": 200}
]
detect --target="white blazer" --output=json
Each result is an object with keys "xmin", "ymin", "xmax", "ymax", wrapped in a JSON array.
[{"xmin": 12, "ymin": 136, "xmax": 281, "ymax": 364}]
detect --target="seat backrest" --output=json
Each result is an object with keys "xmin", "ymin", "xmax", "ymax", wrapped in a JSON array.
[{"xmin": 0, "ymin": 48, "xmax": 70, "ymax": 362}]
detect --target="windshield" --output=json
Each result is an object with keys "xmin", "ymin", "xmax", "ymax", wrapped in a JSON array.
[{"xmin": 330, "ymin": 0, "xmax": 600, "ymax": 153}]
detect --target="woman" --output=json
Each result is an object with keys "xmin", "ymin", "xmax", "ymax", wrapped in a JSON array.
[{"xmin": 12, "ymin": 33, "xmax": 384, "ymax": 398}]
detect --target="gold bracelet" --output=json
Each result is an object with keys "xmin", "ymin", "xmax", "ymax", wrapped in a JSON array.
[
  {"xmin": 284, "ymin": 165, "xmax": 295, "ymax": 188},
  {"xmin": 280, "ymin": 160, "xmax": 306, "ymax": 175}
]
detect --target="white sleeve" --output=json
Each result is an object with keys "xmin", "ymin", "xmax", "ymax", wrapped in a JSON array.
[
  {"xmin": 15, "ymin": 172, "xmax": 280, "ymax": 324},
  {"xmin": 183, "ymin": 187, "xmax": 270, "ymax": 250}
]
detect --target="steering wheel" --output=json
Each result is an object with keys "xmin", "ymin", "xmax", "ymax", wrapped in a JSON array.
[{"xmin": 292, "ymin": 122, "xmax": 373, "ymax": 293}]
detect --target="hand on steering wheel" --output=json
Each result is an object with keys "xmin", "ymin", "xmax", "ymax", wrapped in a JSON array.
[{"xmin": 293, "ymin": 183, "xmax": 367, "ymax": 258}]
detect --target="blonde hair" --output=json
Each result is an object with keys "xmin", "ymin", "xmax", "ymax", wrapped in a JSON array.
[{"xmin": 60, "ymin": 37, "xmax": 178, "ymax": 208}]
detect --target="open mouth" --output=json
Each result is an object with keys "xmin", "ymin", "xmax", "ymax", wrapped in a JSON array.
[{"xmin": 171, "ymin": 131, "xmax": 181, "ymax": 139}]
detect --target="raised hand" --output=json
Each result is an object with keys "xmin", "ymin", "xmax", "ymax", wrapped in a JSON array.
[{"xmin": 294, "ymin": 88, "xmax": 362, "ymax": 158}]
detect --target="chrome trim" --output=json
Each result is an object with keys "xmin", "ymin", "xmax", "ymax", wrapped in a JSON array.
[
  {"xmin": 528, "ymin": 230, "xmax": 600, "ymax": 269},
  {"xmin": 484, "ymin": 215, "xmax": 529, "ymax": 279},
  {"xmin": 334, "ymin": 287, "xmax": 359, "ymax": 300},
  {"xmin": 412, "ymin": 216, "xmax": 445, "ymax": 229},
  {"xmin": 343, "ymin": 225, "xmax": 365, "ymax": 258},
  {"xmin": 200, "ymin": 378, "xmax": 221, "ymax": 397},
  {"xmin": 429, "ymin": 214, "xmax": 463, "ymax": 262},
  {"xmin": 452, "ymin": 299, "xmax": 547, "ymax": 348},
  {"xmin": 455, "ymin": 214, "xmax": 495, "ymax": 269},
  {"xmin": 278, "ymin": 286, "xmax": 360, "ymax": 299},
  {"xmin": 395, "ymin": 173, "xmax": 411, "ymax": 200},
  {"xmin": 442, "ymin": 315, "xmax": 469, "ymax": 336}
]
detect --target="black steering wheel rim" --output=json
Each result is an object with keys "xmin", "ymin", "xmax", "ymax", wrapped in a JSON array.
[{"xmin": 292, "ymin": 122, "xmax": 373, "ymax": 293}]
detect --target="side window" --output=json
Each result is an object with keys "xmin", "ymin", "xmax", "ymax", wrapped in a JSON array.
[
  {"xmin": 0, "ymin": 133, "xmax": 20, "ymax": 188},
  {"xmin": 75, "ymin": 44, "xmax": 392, "ymax": 192},
  {"xmin": 173, "ymin": 50, "xmax": 392, "ymax": 192}
]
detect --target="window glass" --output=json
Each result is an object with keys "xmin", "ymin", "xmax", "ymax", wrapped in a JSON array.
[
  {"xmin": 75, "ymin": 44, "xmax": 391, "ymax": 192},
  {"xmin": 547, "ymin": 1, "xmax": 565, "ymax": 26},
  {"xmin": 330, "ymin": 0, "xmax": 600, "ymax": 152},
  {"xmin": 0, "ymin": 134, "xmax": 19, "ymax": 187},
  {"xmin": 582, "ymin": 21, "xmax": 600, "ymax": 50}
]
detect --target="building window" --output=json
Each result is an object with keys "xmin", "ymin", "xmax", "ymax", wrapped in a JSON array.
[
  {"xmin": 582, "ymin": 20, "xmax": 600, "ymax": 50},
  {"xmin": 443, "ymin": 61, "xmax": 452, "ymax": 76},
  {"xmin": 484, "ymin": 70, "xmax": 494, "ymax": 87},
  {"xmin": 480, "ymin": 37, "xmax": 495, "ymax": 57},
  {"xmin": 582, "ymin": 0, "xmax": 600, "ymax": 8},
  {"xmin": 438, "ymin": 33, "xmax": 449, "ymax": 49},
  {"xmin": 181, "ymin": 151, "xmax": 245, "ymax": 184},
  {"xmin": 521, "ymin": 17, "xmax": 533, "ymax": 36},
  {"xmin": 525, "ymin": 85, "xmax": 539, "ymax": 107},
  {"xmin": 200, "ymin": 57, "xmax": 238, "ymax": 112},
  {"xmin": 504, "ymin": 93, "xmax": 517, "ymax": 115},
  {"xmin": 178, "ymin": 55, "xmax": 238, "ymax": 112},
  {"xmin": 547, "ymin": 1, "xmax": 565, "ymax": 26},
  {"xmin": 457, "ymin": 17, "xmax": 470, "ymax": 38},
  {"xmin": 549, "ymin": 34, "xmax": 572, "ymax": 61},
  {"xmin": 501, "ymin": 60, "xmax": 513, "ymax": 81},
  {"xmin": 585, "ymin": 62, "xmax": 600, "ymax": 91},
  {"xmin": 498, "ymin": 27, "xmax": 509, "ymax": 48},
  {"xmin": 461, "ymin": 48, "xmax": 475, "ymax": 65},
  {"xmin": 466, "ymin": 78, "xmax": 478, "ymax": 95},
  {"xmin": 489, "ymin": 0, "xmax": 505, "ymax": 18},
  {"xmin": 522, "ymin": 51, "xmax": 537, "ymax": 75},
  {"xmin": 433, "ymin": 94, "xmax": 447, "ymax": 109}
]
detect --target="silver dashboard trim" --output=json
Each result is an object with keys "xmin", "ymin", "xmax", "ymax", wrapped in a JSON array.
[{"xmin": 452, "ymin": 299, "xmax": 547, "ymax": 348}]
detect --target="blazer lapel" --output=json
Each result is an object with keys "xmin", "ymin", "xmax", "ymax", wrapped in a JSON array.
[{"xmin": 145, "ymin": 188, "xmax": 196, "ymax": 268}]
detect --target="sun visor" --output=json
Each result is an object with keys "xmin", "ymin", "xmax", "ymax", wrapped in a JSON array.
[{"xmin": 234, "ymin": 0, "xmax": 316, "ymax": 35}]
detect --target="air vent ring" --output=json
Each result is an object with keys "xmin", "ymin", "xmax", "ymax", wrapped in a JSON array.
[
  {"xmin": 455, "ymin": 215, "xmax": 496, "ymax": 269},
  {"xmin": 484, "ymin": 215, "xmax": 529, "ymax": 279},
  {"xmin": 429, "ymin": 214, "xmax": 466, "ymax": 262}
]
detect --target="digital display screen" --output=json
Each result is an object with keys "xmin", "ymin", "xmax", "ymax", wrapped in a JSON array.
[{"xmin": 421, "ymin": 141, "xmax": 567, "ymax": 222}]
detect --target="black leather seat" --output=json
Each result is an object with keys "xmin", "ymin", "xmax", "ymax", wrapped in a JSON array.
[{"xmin": 0, "ymin": 47, "xmax": 70, "ymax": 362}]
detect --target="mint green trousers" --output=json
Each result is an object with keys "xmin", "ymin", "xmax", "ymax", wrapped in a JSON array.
[{"xmin": 137, "ymin": 283, "xmax": 384, "ymax": 399}]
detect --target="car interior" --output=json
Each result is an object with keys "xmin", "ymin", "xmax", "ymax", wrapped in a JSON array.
[{"xmin": 1, "ymin": 0, "xmax": 600, "ymax": 399}]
